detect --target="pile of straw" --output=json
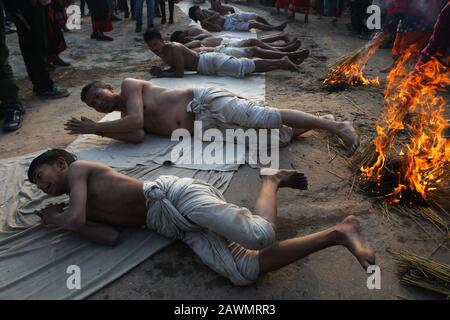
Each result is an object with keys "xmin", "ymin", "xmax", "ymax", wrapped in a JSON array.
[{"xmin": 393, "ymin": 250, "xmax": 450, "ymax": 297}]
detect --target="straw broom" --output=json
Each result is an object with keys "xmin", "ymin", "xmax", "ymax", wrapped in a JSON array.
[{"xmin": 393, "ymin": 250, "xmax": 450, "ymax": 297}]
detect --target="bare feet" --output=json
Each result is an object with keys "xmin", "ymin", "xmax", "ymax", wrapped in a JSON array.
[
  {"xmin": 291, "ymin": 49, "xmax": 309, "ymax": 65},
  {"xmin": 260, "ymin": 168, "xmax": 308, "ymax": 190},
  {"xmin": 335, "ymin": 121, "xmax": 360, "ymax": 156},
  {"xmin": 335, "ymin": 215, "xmax": 375, "ymax": 270},
  {"xmin": 278, "ymin": 40, "xmax": 301, "ymax": 52},
  {"xmin": 282, "ymin": 56, "xmax": 300, "ymax": 72},
  {"xmin": 292, "ymin": 114, "xmax": 335, "ymax": 137},
  {"xmin": 281, "ymin": 32, "xmax": 290, "ymax": 43}
]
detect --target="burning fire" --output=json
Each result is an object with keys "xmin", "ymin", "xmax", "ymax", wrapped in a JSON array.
[
  {"xmin": 360, "ymin": 49, "xmax": 450, "ymax": 206},
  {"xmin": 323, "ymin": 33, "xmax": 383, "ymax": 90}
]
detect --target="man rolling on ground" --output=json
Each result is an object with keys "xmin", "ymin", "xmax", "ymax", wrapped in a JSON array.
[
  {"xmin": 65, "ymin": 78, "xmax": 360, "ymax": 156},
  {"xmin": 29, "ymin": 149, "xmax": 375, "ymax": 286}
]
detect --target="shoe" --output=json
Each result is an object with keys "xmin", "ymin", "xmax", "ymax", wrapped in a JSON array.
[
  {"xmin": 160, "ymin": 18, "xmax": 166, "ymax": 25},
  {"xmin": 96, "ymin": 34, "xmax": 114, "ymax": 41},
  {"xmin": 34, "ymin": 85, "xmax": 70, "ymax": 99},
  {"xmin": 3, "ymin": 105, "xmax": 25, "ymax": 132},
  {"xmin": 135, "ymin": 24, "xmax": 142, "ymax": 32},
  {"xmin": 53, "ymin": 57, "xmax": 71, "ymax": 67},
  {"xmin": 90, "ymin": 32, "xmax": 97, "ymax": 39},
  {"xmin": 124, "ymin": 11, "xmax": 130, "ymax": 19},
  {"xmin": 169, "ymin": 18, "xmax": 174, "ymax": 24},
  {"xmin": 147, "ymin": 24, "xmax": 154, "ymax": 30}
]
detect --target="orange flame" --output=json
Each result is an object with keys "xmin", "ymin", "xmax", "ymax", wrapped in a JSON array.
[
  {"xmin": 361, "ymin": 49, "xmax": 450, "ymax": 204},
  {"xmin": 324, "ymin": 34, "xmax": 383, "ymax": 88}
]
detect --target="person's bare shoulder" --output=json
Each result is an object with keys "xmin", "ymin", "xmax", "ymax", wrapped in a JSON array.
[
  {"xmin": 67, "ymin": 160, "xmax": 111, "ymax": 181},
  {"xmin": 121, "ymin": 78, "xmax": 144, "ymax": 96}
]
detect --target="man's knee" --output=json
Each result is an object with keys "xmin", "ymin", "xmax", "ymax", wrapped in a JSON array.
[{"xmin": 238, "ymin": 210, "xmax": 276, "ymax": 250}]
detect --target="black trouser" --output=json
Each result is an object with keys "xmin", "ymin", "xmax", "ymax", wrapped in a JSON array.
[
  {"xmin": 0, "ymin": 1, "xmax": 20, "ymax": 109},
  {"xmin": 80, "ymin": 0, "xmax": 86, "ymax": 15},
  {"xmin": 118, "ymin": 0, "xmax": 129, "ymax": 14},
  {"xmin": 3, "ymin": 1, "xmax": 53, "ymax": 92},
  {"xmin": 159, "ymin": 0, "xmax": 173, "ymax": 21}
]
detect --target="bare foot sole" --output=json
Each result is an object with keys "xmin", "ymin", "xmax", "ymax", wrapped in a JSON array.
[
  {"xmin": 336, "ymin": 121, "xmax": 360, "ymax": 156},
  {"xmin": 292, "ymin": 114, "xmax": 335, "ymax": 137},
  {"xmin": 260, "ymin": 168, "xmax": 308, "ymax": 190},
  {"xmin": 336, "ymin": 215, "xmax": 375, "ymax": 270},
  {"xmin": 291, "ymin": 49, "xmax": 309, "ymax": 65},
  {"xmin": 282, "ymin": 56, "xmax": 300, "ymax": 72}
]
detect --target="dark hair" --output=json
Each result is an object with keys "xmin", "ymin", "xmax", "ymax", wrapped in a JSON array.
[
  {"xmin": 188, "ymin": 6, "xmax": 200, "ymax": 22},
  {"xmin": 28, "ymin": 149, "xmax": 76, "ymax": 183},
  {"xmin": 80, "ymin": 81, "xmax": 108, "ymax": 102},
  {"xmin": 144, "ymin": 29, "xmax": 162, "ymax": 43},
  {"xmin": 170, "ymin": 30, "xmax": 184, "ymax": 43}
]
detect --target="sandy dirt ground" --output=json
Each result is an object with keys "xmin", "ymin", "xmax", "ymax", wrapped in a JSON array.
[{"xmin": 1, "ymin": 2, "xmax": 448, "ymax": 300}]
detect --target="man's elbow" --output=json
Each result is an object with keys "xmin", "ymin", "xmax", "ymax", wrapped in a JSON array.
[
  {"xmin": 102, "ymin": 230, "xmax": 120, "ymax": 246},
  {"xmin": 129, "ymin": 130, "xmax": 145, "ymax": 144}
]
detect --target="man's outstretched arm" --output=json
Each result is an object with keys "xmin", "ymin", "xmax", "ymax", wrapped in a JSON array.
[{"xmin": 151, "ymin": 46, "xmax": 185, "ymax": 78}]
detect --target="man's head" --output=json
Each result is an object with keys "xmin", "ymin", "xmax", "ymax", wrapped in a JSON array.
[
  {"xmin": 188, "ymin": 6, "xmax": 202, "ymax": 23},
  {"xmin": 28, "ymin": 149, "xmax": 76, "ymax": 196},
  {"xmin": 80, "ymin": 81, "xmax": 121, "ymax": 113},
  {"xmin": 144, "ymin": 29, "xmax": 165, "ymax": 54},
  {"xmin": 170, "ymin": 30, "xmax": 187, "ymax": 44}
]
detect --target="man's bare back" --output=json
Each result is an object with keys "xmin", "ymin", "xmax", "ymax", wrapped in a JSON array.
[
  {"xmin": 74, "ymin": 161, "xmax": 148, "ymax": 227},
  {"xmin": 158, "ymin": 42, "xmax": 201, "ymax": 72},
  {"xmin": 126, "ymin": 80, "xmax": 195, "ymax": 136}
]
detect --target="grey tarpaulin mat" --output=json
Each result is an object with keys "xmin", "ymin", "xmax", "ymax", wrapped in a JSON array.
[{"xmin": 0, "ymin": 152, "xmax": 233, "ymax": 300}]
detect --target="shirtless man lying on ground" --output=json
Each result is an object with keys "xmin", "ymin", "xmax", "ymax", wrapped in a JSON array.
[
  {"xmin": 181, "ymin": 26, "xmax": 295, "ymax": 49},
  {"xmin": 65, "ymin": 78, "xmax": 360, "ymax": 155},
  {"xmin": 188, "ymin": 5, "xmax": 287, "ymax": 32},
  {"xmin": 170, "ymin": 30, "xmax": 304, "ymax": 59},
  {"xmin": 29, "ymin": 149, "xmax": 375, "ymax": 286},
  {"xmin": 171, "ymin": 30, "xmax": 301, "ymax": 53},
  {"xmin": 210, "ymin": 0, "xmax": 235, "ymax": 15},
  {"xmin": 144, "ymin": 30, "xmax": 306, "ymax": 78}
]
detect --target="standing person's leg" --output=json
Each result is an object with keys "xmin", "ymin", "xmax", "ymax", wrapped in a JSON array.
[
  {"xmin": 159, "ymin": 0, "xmax": 166, "ymax": 24},
  {"xmin": 155, "ymin": 0, "xmax": 162, "ymax": 18},
  {"xmin": 6, "ymin": 2, "xmax": 69, "ymax": 97},
  {"xmin": 134, "ymin": 0, "xmax": 143, "ymax": 31},
  {"xmin": 0, "ymin": 2, "xmax": 25, "ymax": 131},
  {"xmin": 80, "ymin": 0, "xmax": 86, "ymax": 16},
  {"xmin": 146, "ymin": 0, "xmax": 155, "ymax": 28},
  {"xmin": 130, "ymin": 0, "xmax": 136, "ymax": 20},
  {"xmin": 168, "ymin": 0, "xmax": 174, "ymax": 24}
]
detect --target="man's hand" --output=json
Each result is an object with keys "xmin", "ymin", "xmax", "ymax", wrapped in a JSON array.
[
  {"xmin": 37, "ymin": 203, "xmax": 66, "ymax": 227},
  {"xmin": 65, "ymin": 116, "xmax": 98, "ymax": 135},
  {"xmin": 149, "ymin": 66, "xmax": 163, "ymax": 77}
]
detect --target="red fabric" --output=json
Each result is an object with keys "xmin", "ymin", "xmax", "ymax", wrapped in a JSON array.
[
  {"xmin": 290, "ymin": 0, "xmax": 310, "ymax": 13},
  {"xmin": 276, "ymin": 0, "xmax": 290, "ymax": 9},
  {"xmin": 392, "ymin": 30, "xmax": 432, "ymax": 59},
  {"xmin": 92, "ymin": 19, "xmax": 113, "ymax": 32}
]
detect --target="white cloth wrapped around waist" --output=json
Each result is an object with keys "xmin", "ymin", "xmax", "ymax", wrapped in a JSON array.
[
  {"xmin": 214, "ymin": 46, "xmax": 251, "ymax": 58},
  {"xmin": 143, "ymin": 175, "xmax": 276, "ymax": 285},
  {"xmin": 186, "ymin": 87, "xmax": 294, "ymax": 144},
  {"xmin": 197, "ymin": 52, "xmax": 255, "ymax": 78}
]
